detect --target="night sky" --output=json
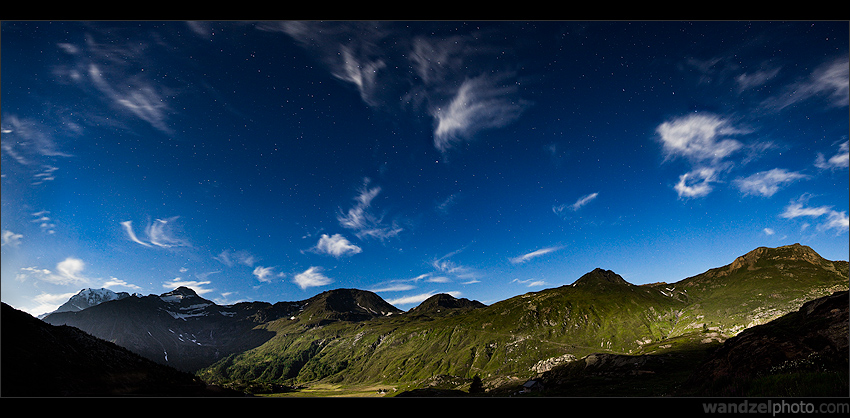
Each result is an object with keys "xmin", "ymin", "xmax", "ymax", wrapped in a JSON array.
[{"xmin": 2, "ymin": 21, "xmax": 848, "ymax": 316}]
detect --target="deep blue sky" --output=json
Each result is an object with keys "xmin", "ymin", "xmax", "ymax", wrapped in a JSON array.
[{"xmin": 2, "ymin": 21, "xmax": 848, "ymax": 316}]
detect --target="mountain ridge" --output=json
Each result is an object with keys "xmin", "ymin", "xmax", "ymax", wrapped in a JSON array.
[
  {"xmin": 408, "ymin": 293, "xmax": 487, "ymax": 314},
  {"xmin": 35, "ymin": 243, "xmax": 848, "ymax": 395},
  {"xmin": 195, "ymin": 243, "xmax": 846, "ymax": 392}
]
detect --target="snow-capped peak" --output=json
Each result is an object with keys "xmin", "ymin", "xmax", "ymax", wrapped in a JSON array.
[{"xmin": 42, "ymin": 288, "xmax": 133, "ymax": 318}]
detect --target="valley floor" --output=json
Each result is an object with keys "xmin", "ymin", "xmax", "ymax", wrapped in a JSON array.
[{"xmin": 256, "ymin": 383, "xmax": 401, "ymax": 397}]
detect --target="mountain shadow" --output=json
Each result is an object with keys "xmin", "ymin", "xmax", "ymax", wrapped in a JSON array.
[
  {"xmin": 677, "ymin": 290, "xmax": 849, "ymax": 397},
  {"xmin": 1, "ymin": 302, "xmax": 245, "ymax": 397}
]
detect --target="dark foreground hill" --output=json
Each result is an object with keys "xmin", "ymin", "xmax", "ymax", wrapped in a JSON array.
[
  {"xmin": 1, "ymin": 302, "xmax": 244, "ymax": 397},
  {"xmin": 678, "ymin": 290, "xmax": 849, "ymax": 397}
]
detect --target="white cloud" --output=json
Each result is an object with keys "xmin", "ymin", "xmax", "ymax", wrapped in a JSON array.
[
  {"xmin": 56, "ymin": 257, "xmax": 89, "ymax": 284},
  {"xmin": 510, "ymin": 246, "xmax": 562, "ymax": 264},
  {"xmin": 733, "ymin": 168, "xmax": 808, "ymax": 197},
  {"xmin": 20, "ymin": 257, "xmax": 93, "ymax": 286},
  {"xmin": 314, "ymin": 233, "xmax": 362, "ymax": 258},
  {"xmin": 1, "ymin": 230, "xmax": 23, "ymax": 247},
  {"xmin": 815, "ymin": 141, "xmax": 849, "ymax": 170},
  {"xmin": 293, "ymin": 266, "xmax": 333, "ymax": 290},
  {"xmin": 763, "ymin": 228, "xmax": 775, "ymax": 235},
  {"xmin": 656, "ymin": 114, "xmax": 745, "ymax": 164},
  {"xmin": 674, "ymin": 168, "xmax": 717, "ymax": 199},
  {"xmin": 654, "ymin": 114, "xmax": 755, "ymax": 199}
]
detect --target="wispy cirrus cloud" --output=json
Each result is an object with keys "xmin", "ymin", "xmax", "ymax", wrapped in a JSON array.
[
  {"xmin": 338, "ymin": 178, "xmax": 402, "ymax": 241},
  {"xmin": 120, "ymin": 216, "xmax": 189, "ymax": 248},
  {"xmin": 162, "ymin": 277, "xmax": 214, "ymax": 295},
  {"xmin": 214, "ymin": 249, "xmax": 257, "ymax": 268},
  {"xmin": 570, "ymin": 193, "xmax": 599, "ymax": 211},
  {"xmin": 427, "ymin": 248, "xmax": 480, "ymax": 283},
  {"xmin": 1, "ymin": 116, "xmax": 73, "ymax": 185},
  {"xmin": 31, "ymin": 210, "xmax": 57, "ymax": 235},
  {"xmin": 1, "ymin": 115, "xmax": 74, "ymax": 163},
  {"xmin": 553, "ymin": 192, "xmax": 599, "ymax": 217},
  {"xmin": 370, "ymin": 283, "xmax": 416, "ymax": 293},
  {"xmin": 268, "ymin": 21, "xmax": 529, "ymax": 156},
  {"xmin": 733, "ymin": 168, "xmax": 808, "ymax": 197},
  {"xmin": 780, "ymin": 195, "xmax": 849, "ymax": 234},
  {"xmin": 511, "ymin": 278, "xmax": 548, "ymax": 288},
  {"xmin": 252, "ymin": 266, "xmax": 282, "ymax": 283},
  {"xmin": 735, "ymin": 66, "xmax": 781, "ymax": 92},
  {"xmin": 102, "ymin": 277, "xmax": 142, "ymax": 290},
  {"xmin": 760, "ymin": 56, "xmax": 849, "ymax": 112},
  {"xmin": 431, "ymin": 74, "xmax": 527, "ymax": 153},
  {"xmin": 54, "ymin": 31, "xmax": 176, "ymax": 135},
  {"xmin": 385, "ymin": 290, "xmax": 462, "ymax": 307},
  {"xmin": 815, "ymin": 140, "xmax": 849, "ymax": 171},
  {"xmin": 86, "ymin": 62, "xmax": 172, "ymax": 134},
  {"xmin": 510, "ymin": 246, "xmax": 563, "ymax": 264}
]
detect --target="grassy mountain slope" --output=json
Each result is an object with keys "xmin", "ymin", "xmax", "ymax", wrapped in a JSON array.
[
  {"xmin": 197, "ymin": 244, "xmax": 847, "ymax": 394},
  {"xmin": 663, "ymin": 243, "xmax": 848, "ymax": 336}
]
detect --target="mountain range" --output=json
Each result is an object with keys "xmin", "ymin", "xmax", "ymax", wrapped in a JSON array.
[{"xmin": 9, "ymin": 243, "xmax": 848, "ymax": 396}]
